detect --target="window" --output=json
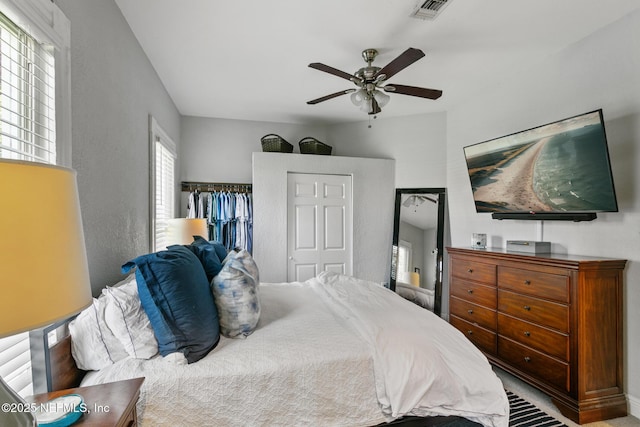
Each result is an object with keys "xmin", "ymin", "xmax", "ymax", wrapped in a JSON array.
[
  {"xmin": 0, "ymin": 12, "xmax": 55, "ymax": 163},
  {"xmin": 150, "ymin": 116, "xmax": 177, "ymax": 252},
  {"xmin": 0, "ymin": 0, "xmax": 71, "ymax": 165},
  {"xmin": 0, "ymin": 0, "xmax": 71, "ymax": 396},
  {"xmin": 397, "ymin": 240, "xmax": 413, "ymax": 284}
]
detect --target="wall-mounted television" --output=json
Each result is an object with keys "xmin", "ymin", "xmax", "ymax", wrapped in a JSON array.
[{"xmin": 463, "ymin": 109, "xmax": 618, "ymax": 221}]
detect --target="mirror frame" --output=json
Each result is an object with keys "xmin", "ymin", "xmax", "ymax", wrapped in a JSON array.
[{"xmin": 390, "ymin": 188, "xmax": 446, "ymax": 316}]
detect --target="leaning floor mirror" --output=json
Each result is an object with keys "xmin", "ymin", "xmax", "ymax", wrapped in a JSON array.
[{"xmin": 390, "ymin": 188, "xmax": 446, "ymax": 316}]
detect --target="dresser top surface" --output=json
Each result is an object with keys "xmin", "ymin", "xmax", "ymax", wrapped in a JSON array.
[{"xmin": 447, "ymin": 247, "xmax": 626, "ymax": 267}]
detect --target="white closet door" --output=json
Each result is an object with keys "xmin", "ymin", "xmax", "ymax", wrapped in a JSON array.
[{"xmin": 287, "ymin": 173, "xmax": 353, "ymax": 282}]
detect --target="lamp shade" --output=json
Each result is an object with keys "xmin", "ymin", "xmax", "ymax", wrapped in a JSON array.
[
  {"xmin": 409, "ymin": 272, "xmax": 421, "ymax": 287},
  {"xmin": 166, "ymin": 218, "xmax": 208, "ymax": 247},
  {"xmin": 0, "ymin": 160, "xmax": 92, "ymax": 338}
]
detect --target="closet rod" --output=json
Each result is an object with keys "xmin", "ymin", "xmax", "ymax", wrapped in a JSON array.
[{"xmin": 181, "ymin": 181, "xmax": 252, "ymax": 193}]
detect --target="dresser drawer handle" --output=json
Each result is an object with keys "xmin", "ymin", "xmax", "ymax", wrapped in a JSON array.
[
  {"xmin": 524, "ymin": 280, "xmax": 531, "ymax": 285},
  {"xmin": 467, "ymin": 330, "xmax": 473, "ymax": 335},
  {"xmin": 467, "ymin": 269, "xmax": 473, "ymax": 273},
  {"xmin": 524, "ymin": 356, "xmax": 531, "ymax": 363},
  {"xmin": 467, "ymin": 309, "xmax": 474, "ymax": 314},
  {"xmin": 524, "ymin": 331, "xmax": 531, "ymax": 337},
  {"xmin": 523, "ymin": 305, "xmax": 531, "ymax": 311},
  {"xmin": 467, "ymin": 289, "xmax": 474, "ymax": 294}
]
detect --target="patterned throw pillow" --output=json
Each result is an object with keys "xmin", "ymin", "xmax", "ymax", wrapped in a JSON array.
[{"xmin": 211, "ymin": 250, "xmax": 261, "ymax": 338}]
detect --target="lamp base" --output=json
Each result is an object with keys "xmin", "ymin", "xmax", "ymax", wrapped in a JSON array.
[{"xmin": 0, "ymin": 375, "xmax": 36, "ymax": 427}]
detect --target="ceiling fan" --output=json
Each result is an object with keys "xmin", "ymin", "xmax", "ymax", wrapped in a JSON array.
[
  {"xmin": 403, "ymin": 194, "xmax": 438, "ymax": 207},
  {"xmin": 307, "ymin": 48, "xmax": 442, "ymax": 115}
]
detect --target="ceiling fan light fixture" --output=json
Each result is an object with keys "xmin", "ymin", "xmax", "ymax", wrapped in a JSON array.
[
  {"xmin": 350, "ymin": 89, "xmax": 367, "ymax": 107},
  {"xmin": 360, "ymin": 98, "xmax": 373, "ymax": 113},
  {"xmin": 373, "ymin": 90, "xmax": 390, "ymax": 108}
]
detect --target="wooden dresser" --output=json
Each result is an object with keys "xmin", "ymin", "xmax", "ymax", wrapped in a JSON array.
[{"xmin": 447, "ymin": 247, "xmax": 627, "ymax": 424}]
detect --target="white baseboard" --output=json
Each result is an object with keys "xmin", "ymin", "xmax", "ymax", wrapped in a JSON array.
[{"xmin": 629, "ymin": 393, "xmax": 640, "ymax": 419}]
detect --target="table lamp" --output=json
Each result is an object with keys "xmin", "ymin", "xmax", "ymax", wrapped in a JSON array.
[
  {"xmin": 0, "ymin": 160, "xmax": 92, "ymax": 426},
  {"xmin": 166, "ymin": 218, "xmax": 208, "ymax": 247},
  {"xmin": 409, "ymin": 271, "xmax": 421, "ymax": 287}
]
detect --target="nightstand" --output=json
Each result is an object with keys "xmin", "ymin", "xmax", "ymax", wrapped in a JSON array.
[{"xmin": 26, "ymin": 377, "xmax": 144, "ymax": 427}]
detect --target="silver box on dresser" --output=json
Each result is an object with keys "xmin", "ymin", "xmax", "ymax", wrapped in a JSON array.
[{"xmin": 506, "ymin": 240, "xmax": 551, "ymax": 254}]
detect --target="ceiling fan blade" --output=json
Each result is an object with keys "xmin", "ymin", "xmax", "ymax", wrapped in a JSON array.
[
  {"xmin": 384, "ymin": 84, "xmax": 442, "ymax": 100},
  {"xmin": 308, "ymin": 63, "xmax": 355, "ymax": 82},
  {"xmin": 402, "ymin": 196, "xmax": 415, "ymax": 207},
  {"xmin": 421, "ymin": 196, "xmax": 438, "ymax": 204},
  {"xmin": 307, "ymin": 89, "xmax": 355, "ymax": 105},
  {"xmin": 374, "ymin": 48, "xmax": 425, "ymax": 81}
]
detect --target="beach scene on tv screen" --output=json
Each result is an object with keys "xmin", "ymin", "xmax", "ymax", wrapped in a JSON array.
[{"xmin": 464, "ymin": 111, "xmax": 618, "ymax": 213}]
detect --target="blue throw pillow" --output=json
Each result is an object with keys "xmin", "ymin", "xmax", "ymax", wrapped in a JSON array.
[
  {"xmin": 122, "ymin": 246, "xmax": 219, "ymax": 363},
  {"xmin": 170, "ymin": 236, "xmax": 227, "ymax": 282}
]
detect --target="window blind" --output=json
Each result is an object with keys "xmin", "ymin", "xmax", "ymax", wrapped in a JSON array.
[
  {"xmin": 0, "ymin": 333, "xmax": 32, "ymax": 396},
  {"xmin": 0, "ymin": 10, "xmax": 57, "ymax": 397},
  {"xmin": 0, "ymin": 12, "xmax": 56, "ymax": 164},
  {"xmin": 154, "ymin": 137, "xmax": 176, "ymax": 251}
]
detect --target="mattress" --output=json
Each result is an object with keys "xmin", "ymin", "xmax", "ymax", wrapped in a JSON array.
[{"xmin": 82, "ymin": 273, "xmax": 508, "ymax": 427}]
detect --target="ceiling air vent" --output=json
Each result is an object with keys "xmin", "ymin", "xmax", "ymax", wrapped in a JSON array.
[{"xmin": 410, "ymin": 0, "xmax": 452, "ymax": 20}]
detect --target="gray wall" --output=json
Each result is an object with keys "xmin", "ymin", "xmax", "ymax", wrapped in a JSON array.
[
  {"xmin": 180, "ymin": 112, "xmax": 447, "ymax": 190},
  {"xmin": 446, "ymin": 10, "xmax": 640, "ymax": 411},
  {"xmin": 56, "ymin": 0, "xmax": 181, "ymax": 294}
]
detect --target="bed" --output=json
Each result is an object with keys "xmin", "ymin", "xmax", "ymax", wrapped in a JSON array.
[
  {"xmin": 47, "ymin": 253, "xmax": 508, "ymax": 427},
  {"xmin": 395, "ymin": 282, "xmax": 435, "ymax": 310}
]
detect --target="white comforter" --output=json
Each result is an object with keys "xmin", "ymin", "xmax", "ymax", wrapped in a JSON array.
[
  {"xmin": 82, "ymin": 272, "xmax": 508, "ymax": 427},
  {"xmin": 311, "ymin": 272, "xmax": 508, "ymax": 427}
]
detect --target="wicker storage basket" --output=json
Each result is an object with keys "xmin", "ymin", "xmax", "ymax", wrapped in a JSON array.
[
  {"xmin": 298, "ymin": 137, "xmax": 332, "ymax": 155},
  {"xmin": 261, "ymin": 134, "xmax": 294, "ymax": 153}
]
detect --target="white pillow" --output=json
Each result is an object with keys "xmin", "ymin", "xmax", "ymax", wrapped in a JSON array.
[
  {"xmin": 69, "ymin": 274, "xmax": 159, "ymax": 371},
  {"xmin": 69, "ymin": 297, "xmax": 129, "ymax": 371},
  {"xmin": 102, "ymin": 275, "xmax": 158, "ymax": 359}
]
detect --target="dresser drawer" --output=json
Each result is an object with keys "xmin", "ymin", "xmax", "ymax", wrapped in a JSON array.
[
  {"xmin": 450, "ymin": 296, "xmax": 497, "ymax": 330},
  {"xmin": 450, "ymin": 279, "xmax": 497, "ymax": 308},
  {"xmin": 451, "ymin": 258, "xmax": 496, "ymax": 284},
  {"xmin": 498, "ymin": 290, "xmax": 569, "ymax": 333},
  {"xmin": 451, "ymin": 315, "xmax": 497, "ymax": 355},
  {"xmin": 498, "ymin": 266, "xmax": 569, "ymax": 303},
  {"xmin": 498, "ymin": 337, "xmax": 570, "ymax": 392},
  {"xmin": 498, "ymin": 313, "xmax": 569, "ymax": 361}
]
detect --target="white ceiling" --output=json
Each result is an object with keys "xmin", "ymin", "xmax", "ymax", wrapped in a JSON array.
[
  {"xmin": 401, "ymin": 194, "xmax": 439, "ymax": 230},
  {"xmin": 114, "ymin": 0, "xmax": 640, "ymax": 125}
]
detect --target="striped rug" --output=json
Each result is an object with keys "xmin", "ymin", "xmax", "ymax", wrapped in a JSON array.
[{"xmin": 507, "ymin": 390, "xmax": 568, "ymax": 427}]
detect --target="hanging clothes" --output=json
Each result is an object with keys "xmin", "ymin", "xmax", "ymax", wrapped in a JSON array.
[
  {"xmin": 192, "ymin": 188, "xmax": 253, "ymax": 253},
  {"xmin": 186, "ymin": 190, "xmax": 208, "ymax": 219},
  {"xmin": 187, "ymin": 190, "xmax": 198, "ymax": 218}
]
